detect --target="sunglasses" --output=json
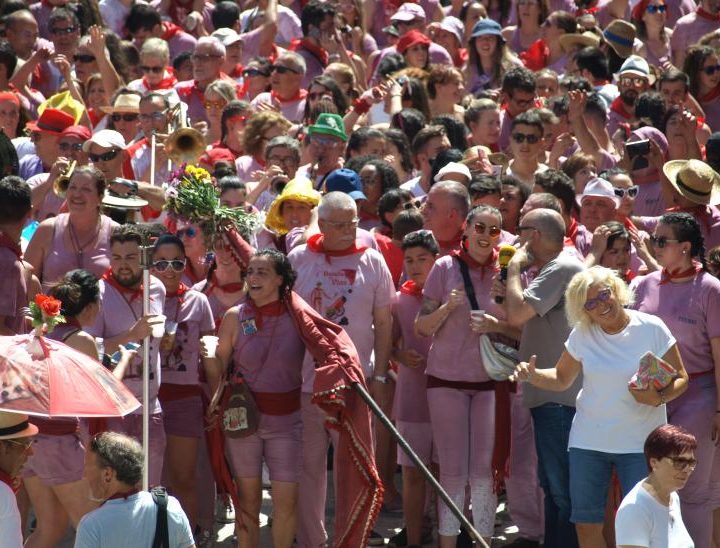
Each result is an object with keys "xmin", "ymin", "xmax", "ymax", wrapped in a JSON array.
[
  {"xmin": 140, "ymin": 65, "xmax": 164, "ymax": 74},
  {"xmin": 59, "ymin": 142, "xmax": 83, "ymax": 152},
  {"xmin": 473, "ymin": 222, "xmax": 501, "ymax": 237},
  {"xmin": 620, "ymin": 76, "xmax": 648, "ymax": 88},
  {"xmin": 203, "ymin": 99, "xmax": 227, "ymax": 110},
  {"xmin": 403, "ymin": 200, "xmax": 423, "ymax": 210},
  {"xmin": 177, "ymin": 227, "xmax": 198, "ymax": 239},
  {"xmin": 646, "ymin": 3, "xmax": 667, "ymax": 12},
  {"xmin": 139, "ymin": 112, "xmax": 166, "ymax": 122},
  {"xmin": 271, "ymin": 65, "xmax": 299, "ymax": 75},
  {"xmin": 50, "ymin": 25, "xmax": 78, "ymax": 35},
  {"xmin": 73, "ymin": 54, "xmax": 96, "ymax": 64},
  {"xmin": 649, "ymin": 235, "xmax": 680, "ymax": 248},
  {"xmin": 702, "ymin": 64, "xmax": 720, "ymax": 76},
  {"xmin": 111, "ymin": 113, "xmax": 139, "ymax": 123},
  {"xmin": 613, "ymin": 186, "xmax": 639, "ymax": 198},
  {"xmin": 243, "ymin": 68, "xmax": 269, "ymax": 78},
  {"xmin": 88, "ymin": 149, "xmax": 119, "ymax": 162},
  {"xmin": 667, "ymin": 456, "xmax": 697, "ymax": 471},
  {"xmin": 511, "ymin": 132, "xmax": 540, "ymax": 144},
  {"xmin": 152, "ymin": 259, "xmax": 186, "ymax": 272},
  {"xmin": 583, "ymin": 287, "xmax": 612, "ymax": 311}
]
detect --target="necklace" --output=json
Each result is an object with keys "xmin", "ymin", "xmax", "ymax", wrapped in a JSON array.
[
  {"xmin": 68, "ymin": 217, "xmax": 101, "ymax": 268},
  {"xmin": 602, "ymin": 313, "xmax": 630, "ymax": 335}
]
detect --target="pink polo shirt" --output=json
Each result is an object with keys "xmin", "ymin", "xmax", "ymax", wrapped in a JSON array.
[
  {"xmin": 88, "ymin": 276, "xmax": 166, "ymax": 414},
  {"xmin": 288, "ymin": 245, "xmax": 395, "ymax": 391},
  {"xmin": 160, "ymin": 289, "xmax": 215, "ymax": 385},
  {"xmin": 422, "ymin": 255, "xmax": 504, "ymax": 382},
  {"xmin": 630, "ymin": 270, "xmax": 720, "ymax": 375}
]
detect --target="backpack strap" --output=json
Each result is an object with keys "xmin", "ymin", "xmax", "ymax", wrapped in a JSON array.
[
  {"xmin": 151, "ymin": 486, "xmax": 169, "ymax": 548},
  {"xmin": 454, "ymin": 256, "xmax": 480, "ymax": 311}
]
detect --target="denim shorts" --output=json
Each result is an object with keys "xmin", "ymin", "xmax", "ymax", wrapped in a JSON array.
[{"xmin": 569, "ymin": 447, "xmax": 647, "ymax": 523}]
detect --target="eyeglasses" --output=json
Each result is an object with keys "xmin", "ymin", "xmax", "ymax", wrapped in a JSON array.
[
  {"xmin": 308, "ymin": 92, "xmax": 331, "ymax": 101},
  {"xmin": 203, "ymin": 99, "xmax": 227, "ymax": 110},
  {"xmin": 666, "ymin": 456, "xmax": 697, "ymax": 471},
  {"xmin": 138, "ymin": 112, "xmax": 166, "ymax": 122},
  {"xmin": 702, "ymin": 64, "xmax": 720, "ymax": 76},
  {"xmin": 140, "ymin": 65, "xmax": 165, "ymax": 74},
  {"xmin": 111, "ymin": 113, "xmax": 139, "ymax": 123},
  {"xmin": 473, "ymin": 222, "xmax": 501, "ymax": 237},
  {"xmin": 270, "ymin": 64, "xmax": 300, "ymax": 75},
  {"xmin": 73, "ymin": 54, "xmax": 96, "ymax": 64},
  {"xmin": 646, "ymin": 3, "xmax": 667, "ymax": 12},
  {"xmin": 88, "ymin": 149, "xmax": 120, "ymax": 162},
  {"xmin": 613, "ymin": 186, "xmax": 639, "ymax": 198},
  {"xmin": 321, "ymin": 218, "xmax": 360, "ymax": 230},
  {"xmin": 649, "ymin": 235, "xmax": 680, "ymax": 248},
  {"xmin": 152, "ymin": 259, "xmax": 186, "ymax": 272},
  {"xmin": 177, "ymin": 227, "xmax": 198, "ymax": 239},
  {"xmin": 243, "ymin": 68, "xmax": 269, "ymax": 78},
  {"xmin": 50, "ymin": 25, "xmax": 78, "ymax": 35},
  {"xmin": 511, "ymin": 132, "xmax": 540, "ymax": 144},
  {"xmin": 5, "ymin": 438, "xmax": 35, "ymax": 451},
  {"xmin": 267, "ymin": 154, "xmax": 297, "ymax": 165},
  {"xmin": 583, "ymin": 287, "xmax": 612, "ymax": 311},
  {"xmin": 310, "ymin": 135, "xmax": 341, "ymax": 146},
  {"xmin": 620, "ymin": 76, "xmax": 648, "ymax": 88},
  {"xmin": 59, "ymin": 142, "xmax": 84, "ymax": 152},
  {"xmin": 192, "ymin": 53, "xmax": 223, "ymax": 62}
]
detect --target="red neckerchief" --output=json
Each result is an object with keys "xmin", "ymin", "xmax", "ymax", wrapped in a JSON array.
[
  {"xmin": 246, "ymin": 298, "xmax": 285, "ymax": 330},
  {"xmin": 101, "ymin": 268, "xmax": 143, "ymax": 302},
  {"xmin": 659, "ymin": 262, "xmax": 702, "ymax": 285},
  {"xmin": 270, "ymin": 88, "xmax": 308, "ymax": 103},
  {"xmin": 697, "ymin": 7, "xmax": 720, "ymax": 21},
  {"xmin": 0, "ymin": 231, "xmax": 22, "ymax": 259},
  {"xmin": 566, "ymin": 217, "xmax": 579, "ymax": 242},
  {"xmin": 436, "ymin": 230, "xmax": 464, "ymax": 253},
  {"xmin": 142, "ymin": 67, "xmax": 177, "ymax": 91},
  {"xmin": 0, "ymin": 470, "xmax": 19, "ymax": 494},
  {"xmin": 667, "ymin": 205, "xmax": 713, "ymax": 232},
  {"xmin": 88, "ymin": 107, "xmax": 104, "ymax": 127},
  {"xmin": 623, "ymin": 217, "xmax": 638, "ymax": 232},
  {"xmin": 594, "ymin": 79, "xmax": 610, "ymax": 86},
  {"xmin": 576, "ymin": 6, "xmax": 599, "ymax": 15},
  {"xmin": 450, "ymin": 245, "xmax": 499, "ymax": 279},
  {"xmin": 399, "ymin": 279, "xmax": 423, "ymax": 298},
  {"xmin": 699, "ymin": 85, "xmax": 720, "ymax": 103},
  {"xmin": 624, "ymin": 269, "xmax": 637, "ymax": 283},
  {"xmin": 610, "ymin": 96, "xmax": 632, "ymax": 120},
  {"xmin": 289, "ymin": 38, "xmax": 329, "ymax": 67},
  {"xmin": 520, "ymin": 39, "xmax": 549, "ymax": 71},
  {"xmin": 104, "ymin": 488, "xmax": 140, "ymax": 503},
  {"xmin": 633, "ymin": 170, "xmax": 659, "ymax": 185},
  {"xmin": 168, "ymin": 282, "xmax": 189, "ymax": 304},
  {"xmin": 230, "ymin": 64, "xmax": 244, "ymax": 79},
  {"xmin": 177, "ymin": 81, "xmax": 204, "ymax": 105},
  {"xmin": 205, "ymin": 273, "xmax": 245, "ymax": 295},
  {"xmin": 253, "ymin": 155, "xmax": 267, "ymax": 168},
  {"xmin": 453, "ymin": 48, "xmax": 469, "ymax": 68},
  {"xmin": 307, "ymin": 233, "xmax": 368, "ymax": 263},
  {"xmin": 161, "ymin": 21, "xmax": 183, "ymax": 41}
]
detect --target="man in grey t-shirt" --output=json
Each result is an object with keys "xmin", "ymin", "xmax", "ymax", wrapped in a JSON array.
[{"xmin": 505, "ymin": 208, "xmax": 584, "ymax": 548}]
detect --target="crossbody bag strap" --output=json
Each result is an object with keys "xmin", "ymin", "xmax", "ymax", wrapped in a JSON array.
[
  {"xmin": 454, "ymin": 256, "xmax": 480, "ymax": 311},
  {"xmin": 151, "ymin": 486, "xmax": 169, "ymax": 548}
]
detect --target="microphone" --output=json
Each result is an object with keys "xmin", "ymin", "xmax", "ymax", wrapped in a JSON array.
[{"xmin": 495, "ymin": 244, "xmax": 516, "ymax": 303}]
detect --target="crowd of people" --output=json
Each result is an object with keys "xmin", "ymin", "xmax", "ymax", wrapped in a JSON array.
[{"xmin": 0, "ymin": 0, "xmax": 719, "ymax": 546}]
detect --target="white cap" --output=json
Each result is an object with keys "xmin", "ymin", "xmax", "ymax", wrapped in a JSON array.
[
  {"xmin": 82, "ymin": 129, "xmax": 127, "ymax": 152},
  {"xmin": 434, "ymin": 162, "xmax": 471, "ymax": 183},
  {"xmin": 212, "ymin": 27, "xmax": 243, "ymax": 47},
  {"xmin": 576, "ymin": 177, "xmax": 620, "ymax": 208},
  {"xmin": 391, "ymin": 2, "xmax": 427, "ymax": 22}
]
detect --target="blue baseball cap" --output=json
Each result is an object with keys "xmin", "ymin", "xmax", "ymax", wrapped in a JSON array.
[
  {"xmin": 325, "ymin": 168, "xmax": 367, "ymax": 201},
  {"xmin": 470, "ymin": 19, "xmax": 503, "ymax": 39}
]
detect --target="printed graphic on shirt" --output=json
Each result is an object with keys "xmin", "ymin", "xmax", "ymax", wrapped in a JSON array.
[{"xmin": 309, "ymin": 269, "xmax": 358, "ymax": 325}]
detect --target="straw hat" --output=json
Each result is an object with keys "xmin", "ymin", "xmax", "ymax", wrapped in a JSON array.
[
  {"xmin": 602, "ymin": 20, "xmax": 636, "ymax": 59},
  {"xmin": 265, "ymin": 177, "xmax": 321, "ymax": 235},
  {"xmin": 662, "ymin": 160, "xmax": 720, "ymax": 206},
  {"xmin": 559, "ymin": 31, "xmax": 601, "ymax": 54},
  {"xmin": 100, "ymin": 94, "xmax": 141, "ymax": 115},
  {"xmin": 0, "ymin": 412, "xmax": 38, "ymax": 441}
]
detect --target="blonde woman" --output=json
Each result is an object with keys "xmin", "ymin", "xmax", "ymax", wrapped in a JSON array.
[
  {"xmin": 203, "ymin": 80, "xmax": 238, "ymax": 144},
  {"xmin": 513, "ymin": 266, "xmax": 688, "ymax": 548},
  {"xmin": 128, "ymin": 38, "xmax": 178, "ymax": 94}
]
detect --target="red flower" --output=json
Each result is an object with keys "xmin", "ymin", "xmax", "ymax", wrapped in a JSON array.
[{"xmin": 34, "ymin": 294, "xmax": 62, "ymax": 317}]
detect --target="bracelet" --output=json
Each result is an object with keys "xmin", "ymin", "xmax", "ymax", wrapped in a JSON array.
[
  {"xmin": 352, "ymin": 97, "xmax": 371, "ymax": 115},
  {"xmin": 372, "ymin": 375, "xmax": 389, "ymax": 384}
]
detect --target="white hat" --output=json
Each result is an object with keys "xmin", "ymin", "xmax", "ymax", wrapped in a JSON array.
[
  {"xmin": 576, "ymin": 178, "xmax": 620, "ymax": 208},
  {"xmin": 434, "ymin": 161, "xmax": 471, "ymax": 183},
  {"xmin": 0, "ymin": 412, "xmax": 38, "ymax": 441},
  {"xmin": 212, "ymin": 27, "xmax": 243, "ymax": 47},
  {"xmin": 82, "ymin": 130, "xmax": 127, "ymax": 152},
  {"xmin": 618, "ymin": 55, "xmax": 655, "ymax": 84},
  {"xmin": 439, "ymin": 16, "xmax": 464, "ymax": 45},
  {"xmin": 391, "ymin": 3, "xmax": 426, "ymax": 22}
]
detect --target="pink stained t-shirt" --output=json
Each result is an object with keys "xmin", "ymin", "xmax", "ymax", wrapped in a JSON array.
[
  {"xmin": 160, "ymin": 289, "xmax": 215, "ymax": 386},
  {"xmin": 630, "ymin": 270, "xmax": 720, "ymax": 375},
  {"xmin": 231, "ymin": 302, "xmax": 305, "ymax": 393},
  {"xmin": 0, "ymin": 247, "xmax": 29, "ymax": 334},
  {"xmin": 27, "ymin": 173, "xmax": 64, "ymax": 222},
  {"xmin": 422, "ymin": 255, "xmax": 505, "ymax": 382},
  {"xmin": 392, "ymin": 290, "xmax": 432, "ymax": 423},
  {"xmin": 191, "ymin": 279, "xmax": 245, "ymax": 332},
  {"xmin": 288, "ymin": 245, "xmax": 395, "ymax": 391},
  {"xmin": 251, "ymin": 92, "xmax": 306, "ymax": 124},
  {"xmin": 87, "ymin": 276, "xmax": 166, "ymax": 414}
]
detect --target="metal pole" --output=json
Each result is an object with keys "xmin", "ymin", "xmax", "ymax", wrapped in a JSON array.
[
  {"xmin": 150, "ymin": 131, "xmax": 156, "ymax": 190},
  {"xmin": 140, "ymin": 245, "xmax": 152, "ymax": 491},
  {"xmin": 352, "ymin": 382, "xmax": 490, "ymax": 548}
]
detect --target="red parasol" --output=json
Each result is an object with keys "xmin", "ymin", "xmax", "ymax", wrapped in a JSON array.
[{"xmin": 0, "ymin": 334, "xmax": 140, "ymax": 418}]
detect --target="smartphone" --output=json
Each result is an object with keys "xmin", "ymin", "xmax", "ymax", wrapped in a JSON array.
[
  {"xmin": 111, "ymin": 342, "xmax": 141, "ymax": 365},
  {"xmin": 626, "ymin": 139, "xmax": 650, "ymax": 170}
]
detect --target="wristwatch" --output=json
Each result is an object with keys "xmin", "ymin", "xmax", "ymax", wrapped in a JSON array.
[{"xmin": 372, "ymin": 375, "xmax": 389, "ymax": 384}]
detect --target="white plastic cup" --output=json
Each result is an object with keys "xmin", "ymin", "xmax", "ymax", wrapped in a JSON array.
[
  {"xmin": 165, "ymin": 320, "xmax": 178, "ymax": 335},
  {"xmin": 470, "ymin": 310, "xmax": 485, "ymax": 321},
  {"xmin": 201, "ymin": 335, "xmax": 219, "ymax": 358},
  {"xmin": 150, "ymin": 314, "xmax": 166, "ymax": 338}
]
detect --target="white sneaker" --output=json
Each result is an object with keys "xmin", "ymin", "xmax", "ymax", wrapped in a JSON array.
[{"xmin": 215, "ymin": 496, "xmax": 235, "ymax": 524}]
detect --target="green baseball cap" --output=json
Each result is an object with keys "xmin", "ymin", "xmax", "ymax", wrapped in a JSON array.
[{"xmin": 307, "ymin": 113, "xmax": 347, "ymax": 142}]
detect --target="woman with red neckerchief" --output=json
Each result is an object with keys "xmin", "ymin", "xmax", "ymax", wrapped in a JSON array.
[
  {"xmin": 234, "ymin": 112, "xmax": 291, "ymax": 183},
  {"xmin": 127, "ymin": 39, "xmax": 178, "ymax": 96},
  {"xmin": 684, "ymin": 46, "xmax": 720, "ymax": 133},
  {"xmin": 630, "ymin": 212, "xmax": 720, "ymax": 547},
  {"xmin": 632, "ymin": 0, "xmax": 673, "ymax": 68},
  {"xmin": 502, "ymin": 0, "xmax": 549, "ymax": 53},
  {"xmin": 207, "ymin": 101, "xmax": 252, "ymax": 160},
  {"xmin": 237, "ymin": 58, "xmax": 272, "ymax": 102},
  {"xmin": 416, "ymin": 204, "xmax": 518, "ymax": 548},
  {"xmin": 151, "ymin": 234, "xmax": 215, "ymax": 540},
  {"xmin": 177, "ymin": 222, "xmax": 211, "ymax": 287}
]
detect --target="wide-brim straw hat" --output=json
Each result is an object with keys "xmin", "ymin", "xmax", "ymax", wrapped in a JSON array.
[
  {"xmin": 100, "ymin": 94, "xmax": 141, "ymax": 115},
  {"xmin": 0, "ymin": 412, "xmax": 38, "ymax": 440},
  {"xmin": 559, "ymin": 31, "xmax": 601, "ymax": 54},
  {"xmin": 663, "ymin": 160, "xmax": 720, "ymax": 206}
]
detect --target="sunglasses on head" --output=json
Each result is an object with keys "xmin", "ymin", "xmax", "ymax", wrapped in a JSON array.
[
  {"xmin": 645, "ymin": 3, "xmax": 667, "ymax": 12},
  {"xmin": 473, "ymin": 222, "xmax": 501, "ymax": 237},
  {"xmin": 511, "ymin": 132, "xmax": 540, "ymax": 144},
  {"xmin": 703, "ymin": 64, "xmax": 720, "ymax": 76},
  {"xmin": 111, "ymin": 113, "xmax": 139, "ymax": 123},
  {"xmin": 88, "ymin": 149, "xmax": 119, "ymax": 162},
  {"xmin": 583, "ymin": 287, "xmax": 612, "ymax": 311},
  {"xmin": 73, "ymin": 54, "xmax": 96, "ymax": 64},
  {"xmin": 613, "ymin": 186, "xmax": 639, "ymax": 198},
  {"xmin": 649, "ymin": 235, "xmax": 680, "ymax": 248},
  {"xmin": 271, "ymin": 64, "xmax": 299, "ymax": 75},
  {"xmin": 177, "ymin": 227, "xmax": 198, "ymax": 239},
  {"xmin": 152, "ymin": 259, "xmax": 186, "ymax": 272},
  {"xmin": 243, "ymin": 68, "xmax": 270, "ymax": 78},
  {"xmin": 140, "ymin": 65, "xmax": 164, "ymax": 74}
]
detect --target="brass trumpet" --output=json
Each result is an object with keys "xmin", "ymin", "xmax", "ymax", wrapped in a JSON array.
[
  {"xmin": 164, "ymin": 127, "xmax": 206, "ymax": 165},
  {"xmin": 53, "ymin": 160, "xmax": 76, "ymax": 198}
]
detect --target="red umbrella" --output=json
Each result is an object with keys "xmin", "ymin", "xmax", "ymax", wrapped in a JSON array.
[{"xmin": 0, "ymin": 334, "xmax": 140, "ymax": 417}]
